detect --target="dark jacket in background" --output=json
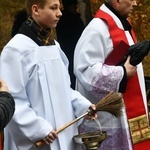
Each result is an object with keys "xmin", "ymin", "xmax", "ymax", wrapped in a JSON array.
[
  {"xmin": 0, "ymin": 92, "xmax": 15, "ymax": 131},
  {"xmin": 56, "ymin": 9, "xmax": 85, "ymax": 89}
]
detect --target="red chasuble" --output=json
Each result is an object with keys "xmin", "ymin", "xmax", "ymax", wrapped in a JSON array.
[{"xmin": 95, "ymin": 9, "xmax": 150, "ymax": 149}]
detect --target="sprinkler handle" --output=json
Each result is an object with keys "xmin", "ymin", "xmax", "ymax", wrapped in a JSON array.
[{"xmin": 35, "ymin": 112, "xmax": 88, "ymax": 147}]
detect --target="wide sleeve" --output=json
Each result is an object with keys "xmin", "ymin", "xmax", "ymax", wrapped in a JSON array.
[
  {"xmin": 74, "ymin": 19, "xmax": 124, "ymax": 99},
  {"xmin": 71, "ymin": 89, "xmax": 92, "ymax": 118},
  {"xmin": 0, "ymin": 47, "xmax": 52, "ymax": 149},
  {"xmin": 0, "ymin": 91, "xmax": 15, "ymax": 131}
]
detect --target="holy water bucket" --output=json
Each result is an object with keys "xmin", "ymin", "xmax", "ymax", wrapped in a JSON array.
[{"xmin": 73, "ymin": 118, "xmax": 107, "ymax": 150}]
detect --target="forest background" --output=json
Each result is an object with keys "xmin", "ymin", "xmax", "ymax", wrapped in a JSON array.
[{"xmin": 0, "ymin": 0, "xmax": 149, "ymax": 77}]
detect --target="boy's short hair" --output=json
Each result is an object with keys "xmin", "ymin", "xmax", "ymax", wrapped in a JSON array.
[{"xmin": 25, "ymin": 0, "xmax": 47, "ymax": 15}]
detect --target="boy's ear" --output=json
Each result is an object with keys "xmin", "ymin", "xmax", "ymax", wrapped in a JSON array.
[{"xmin": 32, "ymin": 4, "xmax": 39, "ymax": 16}]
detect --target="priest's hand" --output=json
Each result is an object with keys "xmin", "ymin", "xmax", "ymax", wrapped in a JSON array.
[{"xmin": 124, "ymin": 56, "xmax": 137, "ymax": 78}]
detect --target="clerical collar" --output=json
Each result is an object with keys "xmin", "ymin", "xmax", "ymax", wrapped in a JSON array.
[{"xmin": 105, "ymin": 2, "xmax": 132, "ymax": 32}]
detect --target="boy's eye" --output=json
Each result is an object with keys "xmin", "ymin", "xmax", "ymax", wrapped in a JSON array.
[
  {"xmin": 50, "ymin": 5, "xmax": 59, "ymax": 10},
  {"xmin": 50, "ymin": 7, "xmax": 56, "ymax": 10}
]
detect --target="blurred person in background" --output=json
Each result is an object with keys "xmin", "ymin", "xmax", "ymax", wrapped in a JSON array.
[
  {"xmin": 0, "ymin": 79, "xmax": 15, "ymax": 150},
  {"xmin": 56, "ymin": 0, "xmax": 85, "ymax": 89}
]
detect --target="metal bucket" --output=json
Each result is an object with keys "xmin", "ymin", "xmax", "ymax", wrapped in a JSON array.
[
  {"xmin": 73, "ymin": 118, "xmax": 107, "ymax": 150},
  {"xmin": 73, "ymin": 131, "xmax": 107, "ymax": 150}
]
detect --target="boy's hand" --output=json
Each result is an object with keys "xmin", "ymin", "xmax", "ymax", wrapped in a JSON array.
[{"xmin": 86, "ymin": 104, "xmax": 98, "ymax": 119}]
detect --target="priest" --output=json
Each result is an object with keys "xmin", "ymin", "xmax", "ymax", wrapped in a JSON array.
[{"xmin": 74, "ymin": 0, "xmax": 150, "ymax": 149}]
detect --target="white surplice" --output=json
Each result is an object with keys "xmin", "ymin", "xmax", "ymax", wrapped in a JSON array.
[
  {"xmin": 74, "ymin": 4, "xmax": 147, "ymax": 150},
  {"xmin": 0, "ymin": 34, "xmax": 92, "ymax": 150}
]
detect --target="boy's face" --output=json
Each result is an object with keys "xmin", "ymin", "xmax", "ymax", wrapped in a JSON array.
[{"xmin": 32, "ymin": 0, "xmax": 62, "ymax": 29}]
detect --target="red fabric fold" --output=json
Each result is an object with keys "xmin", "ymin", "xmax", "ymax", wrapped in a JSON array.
[{"xmin": 0, "ymin": 133, "xmax": 2, "ymax": 150}]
